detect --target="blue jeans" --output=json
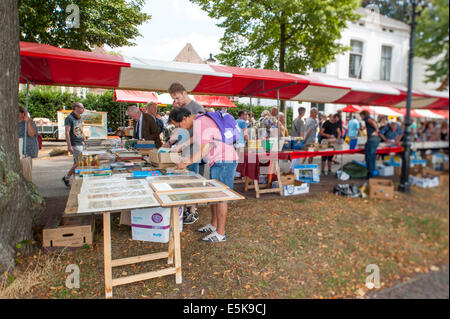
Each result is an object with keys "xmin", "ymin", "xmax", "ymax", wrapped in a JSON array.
[
  {"xmin": 210, "ymin": 161, "xmax": 238, "ymax": 189},
  {"xmin": 349, "ymin": 138, "xmax": 358, "ymax": 150},
  {"xmin": 187, "ymin": 162, "xmax": 199, "ymax": 174},
  {"xmin": 365, "ymin": 136, "xmax": 380, "ymax": 178}
]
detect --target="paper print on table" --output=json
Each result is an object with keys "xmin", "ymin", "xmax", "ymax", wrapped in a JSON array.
[
  {"xmin": 84, "ymin": 189, "xmax": 154, "ymax": 200},
  {"xmin": 77, "ymin": 195, "xmax": 159, "ymax": 213}
]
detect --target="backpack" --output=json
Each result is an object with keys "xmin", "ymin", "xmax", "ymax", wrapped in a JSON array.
[
  {"xmin": 195, "ymin": 111, "xmax": 240, "ymax": 145},
  {"xmin": 37, "ymin": 134, "xmax": 43, "ymax": 150}
]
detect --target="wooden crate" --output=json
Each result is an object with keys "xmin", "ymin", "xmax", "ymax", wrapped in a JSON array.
[{"xmin": 43, "ymin": 215, "xmax": 94, "ymax": 252}]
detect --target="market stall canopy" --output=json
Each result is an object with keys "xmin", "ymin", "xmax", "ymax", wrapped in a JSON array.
[
  {"xmin": 343, "ymin": 105, "xmax": 449, "ymax": 119},
  {"xmin": 113, "ymin": 90, "xmax": 236, "ymax": 108},
  {"xmin": 114, "ymin": 90, "xmax": 160, "ymax": 104},
  {"xmin": 192, "ymin": 95, "xmax": 236, "ymax": 108},
  {"xmin": 19, "ymin": 41, "xmax": 449, "ymax": 110}
]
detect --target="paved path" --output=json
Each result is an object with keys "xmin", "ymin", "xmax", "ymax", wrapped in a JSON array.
[{"xmin": 367, "ymin": 264, "xmax": 449, "ymax": 299}]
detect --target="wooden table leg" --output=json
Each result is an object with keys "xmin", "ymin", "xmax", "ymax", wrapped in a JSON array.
[
  {"xmin": 171, "ymin": 206, "xmax": 182, "ymax": 284},
  {"xmin": 103, "ymin": 212, "xmax": 113, "ymax": 299},
  {"xmin": 244, "ymin": 177, "xmax": 250, "ymax": 192},
  {"xmin": 167, "ymin": 207, "xmax": 175, "ymax": 265},
  {"xmin": 275, "ymin": 161, "xmax": 283, "ymax": 196},
  {"xmin": 254, "ymin": 179, "xmax": 260, "ymax": 199}
]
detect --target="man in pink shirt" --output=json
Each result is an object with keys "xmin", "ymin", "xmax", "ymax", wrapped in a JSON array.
[{"xmin": 169, "ymin": 108, "xmax": 239, "ymax": 242}]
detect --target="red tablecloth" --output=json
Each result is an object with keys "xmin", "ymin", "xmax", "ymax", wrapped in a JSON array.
[
  {"xmin": 284, "ymin": 146, "xmax": 403, "ymax": 159},
  {"xmin": 236, "ymin": 151, "xmax": 279, "ymax": 181},
  {"xmin": 237, "ymin": 147, "xmax": 403, "ymax": 180}
]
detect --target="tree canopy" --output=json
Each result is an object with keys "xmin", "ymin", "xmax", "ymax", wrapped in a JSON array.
[
  {"xmin": 190, "ymin": 0, "xmax": 361, "ymax": 74},
  {"xmin": 415, "ymin": 0, "xmax": 449, "ymax": 90},
  {"xmin": 18, "ymin": 0, "xmax": 151, "ymax": 51}
]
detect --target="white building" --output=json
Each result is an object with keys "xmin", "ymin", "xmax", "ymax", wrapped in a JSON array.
[{"xmin": 238, "ymin": 8, "xmax": 447, "ymax": 121}]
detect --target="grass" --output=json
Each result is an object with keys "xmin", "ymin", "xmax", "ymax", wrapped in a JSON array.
[{"xmin": 1, "ymin": 180, "xmax": 448, "ymax": 299}]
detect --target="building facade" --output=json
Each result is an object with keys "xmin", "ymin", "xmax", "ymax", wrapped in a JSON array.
[{"xmin": 238, "ymin": 8, "xmax": 446, "ymax": 122}]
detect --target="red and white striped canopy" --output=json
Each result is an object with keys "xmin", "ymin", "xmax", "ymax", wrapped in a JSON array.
[
  {"xmin": 19, "ymin": 41, "xmax": 449, "ymax": 110},
  {"xmin": 343, "ymin": 105, "xmax": 449, "ymax": 119},
  {"xmin": 113, "ymin": 90, "xmax": 236, "ymax": 108}
]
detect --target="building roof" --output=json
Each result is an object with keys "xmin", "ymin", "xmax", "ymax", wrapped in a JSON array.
[
  {"xmin": 173, "ymin": 43, "xmax": 205, "ymax": 64},
  {"xmin": 356, "ymin": 7, "xmax": 410, "ymax": 32}
]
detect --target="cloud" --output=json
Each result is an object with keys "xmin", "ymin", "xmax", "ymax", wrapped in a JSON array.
[
  {"xmin": 111, "ymin": 1, "xmax": 224, "ymax": 61},
  {"xmin": 170, "ymin": 0, "xmax": 212, "ymax": 22}
]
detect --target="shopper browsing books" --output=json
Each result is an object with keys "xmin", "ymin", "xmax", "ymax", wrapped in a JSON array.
[
  {"xmin": 169, "ymin": 107, "xmax": 239, "ymax": 243},
  {"xmin": 168, "ymin": 82, "xmax": 206, "ymax": 225}
]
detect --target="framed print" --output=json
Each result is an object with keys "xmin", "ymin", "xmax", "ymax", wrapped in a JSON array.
[
  {"xmin": 149, "ymin": 179, "xmax": 227, "ymax": 193},
  {"xmin": 154, "ymin": 188, "xmax": 245, "ymax": 207}
]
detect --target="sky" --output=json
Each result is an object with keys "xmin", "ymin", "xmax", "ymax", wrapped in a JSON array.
[{"xmin": 109, "ymin": 0, "xmax": 224, "ymax": 61}]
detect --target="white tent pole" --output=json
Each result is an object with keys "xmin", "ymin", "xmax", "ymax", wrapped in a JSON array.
[
  {"xmin": 277, "ymin": 88, "xmax": 280, "ymax": 144},
  {"xmin": 249, "ymin": 97, "xmax": 252, "ymax": 128}
]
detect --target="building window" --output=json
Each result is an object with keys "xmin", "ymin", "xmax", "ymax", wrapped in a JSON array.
[
  {"xmin": 349, "ymin": 40, "xmax": 363, "ymax": 79},
  {"xmin": 380, "ymin": 45, "xmax": 392, "ymax": 81},
  {"xmin": 313, "ymin": 66, "xmax": 327, "ymax": 73},
  {"xmin": 312, "ymin": 103, "xmax": 325, "ymax": 112}
]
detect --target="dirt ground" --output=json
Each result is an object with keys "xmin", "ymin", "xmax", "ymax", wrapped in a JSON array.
[{"xmin": 5, "ymin": 177, "xmax": 449, "ymax": 299}]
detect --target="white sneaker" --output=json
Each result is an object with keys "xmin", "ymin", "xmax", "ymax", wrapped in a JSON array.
[
  {"xmin": 200, "ymin": 231, "xmax": 227, "ymax": 242},
  {"xmin": 197, "ymin": 224, "xmax": 216, "ymax": 233}
]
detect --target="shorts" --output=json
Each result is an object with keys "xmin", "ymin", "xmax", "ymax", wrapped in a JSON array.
[
  {"xmin": 210, "ymin": 161, "xmax": 238, "ymax": 190},
  {"xmin": 321, "ymin": 155, "xmax": 333, "ymax": 162},
  {"xmin": 73, "ymin": 145, "xmax": 84, "ymax": 164}
]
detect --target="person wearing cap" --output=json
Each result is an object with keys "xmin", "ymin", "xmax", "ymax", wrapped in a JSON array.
[{"xmin": 380, "ymin": 120, "xmax": 403, "ymax": 146}]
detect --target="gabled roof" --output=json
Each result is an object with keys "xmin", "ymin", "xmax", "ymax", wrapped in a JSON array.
[{"xmin": 173, "ymin": 43, "xmax": 204, "ymax": 64}]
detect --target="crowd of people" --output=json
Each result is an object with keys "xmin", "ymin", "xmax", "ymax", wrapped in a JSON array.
[
  {"xmin": 123, "ymin": 94, "xmax": 449, "ymax": 181},
  {"xmin": 18, "ymin": 81, "xmax": 448, "ymax": 243}
]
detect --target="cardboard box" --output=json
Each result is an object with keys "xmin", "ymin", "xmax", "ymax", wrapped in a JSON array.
[
  {"xmin": 151, "ymin": 162, "xmax": 177, "ymax": 169},
  {"xmin": 131, "ymin": 207, "xmax": 183, "ymax": 243},
  {"xmin": 293, "ymin": 164, "xmax": 320, "ymax": 183},
  {"xmin": 393, "ymin": 164, "xmax": 424, "ymax": 177},
  {"xmin": 410, "ymin": 165, "xmax": 424, "ymax": 176},
  {"xmin": 148, "ymin": 149, "xmax": 181, "ymax": 164},
  {"xmin": 280, "ymin": 174, "xmax": 296, "ymax": 185},
  {"xmin": 272, "ymin": 181, "xmax": 310, "ymax": 196},
  {"xmin": 384, "ymin": 156, "xmax": 402, "ymax": 167},
  {"xmin": 423, "ymin": 168, "xmax": 449, "ymax": 185},
  {"xmin": 376, "ymin": 164, "xmax": 394, "ymax": 177},
  {"xmin": 43, "ymin": 215, "xmax": 94, "ymax": 251},
  {"xmin": 369, "ymin": 179, "xmax": 395, "ymax": 200},
  {"xmin": 132, "ymin": 208, "xmax": 171, "ymax": 243},
  {"xmin": 409, "ymin": 175, "xmax": 440, "ymax": 188}
]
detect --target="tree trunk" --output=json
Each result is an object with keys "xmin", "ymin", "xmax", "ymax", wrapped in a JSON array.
[
  {"xmin": 279, "ymin": 22, "xmax": 287, "ymax": 117},
  {"xmin": 0, "ymin": 0, "xmax": 44, "ymax": 273}
]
